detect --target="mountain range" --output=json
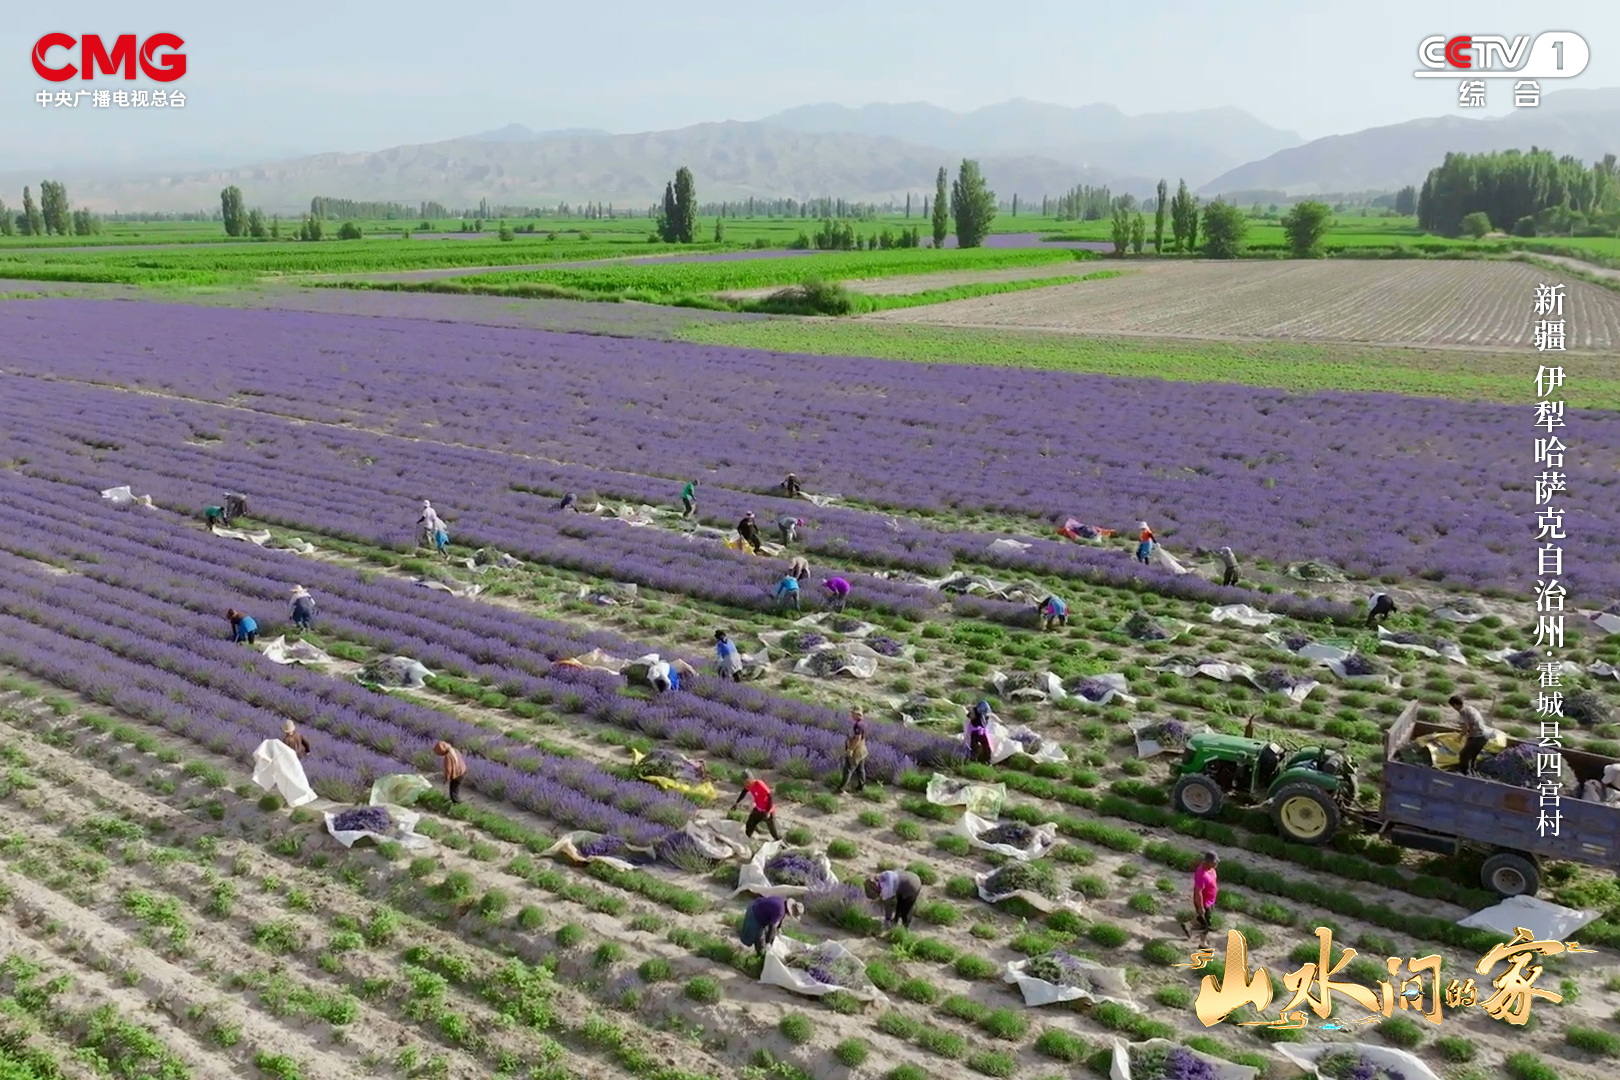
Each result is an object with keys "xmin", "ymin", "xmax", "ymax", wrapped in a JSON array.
[{"xmin": 4, "ymin": 90, "xmax": 1615, "ymax": 214}]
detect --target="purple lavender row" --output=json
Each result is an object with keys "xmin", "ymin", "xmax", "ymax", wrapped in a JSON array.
[
  {"xmin": 1, "ymin": 469, "xmax": 956, "ymax": 775},
  {"xmin": 4, "ymin": 300, "xmax": 1611, "ymax": 595},
  {"xmin": 3, "ymin": 377, "xmax": 1356, "ymax": 621},
  {"xmin": 0, "ymin": 549, "xmax": 688, "ymax": 843}
]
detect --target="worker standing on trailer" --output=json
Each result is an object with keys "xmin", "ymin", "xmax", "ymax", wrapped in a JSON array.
[
  {"xmin": 1136, "ymin": 522, "xmax": 1156, "ymax": 564},
  {"xmin": 1449, "ymin": 695, "xmax": 1491, "ymax": 776},
  {"xmin": 1218, "ymin": 547, "xmax": 1241, "ymax": 587},
  {"xmin": 680, "ymin": 480, "xmax": 697, "ymax": 519},
  {"xmin": 731, "ymin": 774, "xmax": 782, "ymax": 840},
  {"xmin": 738, "ymin": 512, "xmax": 764, "ymax": 554},
  {"xmin": 821, "ymin": 577, "xmax": 851, "ymax": 612},
  {"xmin": 433, "ymin": 740, "xmax": 467, "ymax": 804}
]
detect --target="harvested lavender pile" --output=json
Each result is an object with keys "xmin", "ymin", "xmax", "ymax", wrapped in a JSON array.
[
  {"xmin": 633, "ymin": 749, "xmax": 707, "ymax": 783},
  {"xmin": 1009, "ymin": 730, "xmax": 1045, "ymax": 755},
  {"xmin": 577, "ymin": 834, "xmax": 626, "ymax": 859},
  {"xmin": 780, "ymin": 631, "xmax": 827, "ymax": 654},
  {"xmin": 1129, "ymin": 1046, "xmax": 1219, "ymax": 1080},
  {"xmin": 1563, "ymin": 689, "xmax": 1612, "ymax": 727},
  {"xmin": 867, "ymin": 636, "xmax": 904, "ymax": 657},
  {"xmin": 1317, "ymin": 1051, "xmax": 1408, "ymax": 1080},
  {"xmin": 803, "ymin": 651, "xmax": 856, "ymax": 676},
  {"xmin": 1000, "ymin": 672, "xmax": 1048, "ymax": 692},
  {"xmin": 1137, "ymin": 720, "xmax": 1189, "ymax": 749},
  {"xmin": 1074, "ymin": 678, "xmax": 1115, "ymax": 702},
  {"xmin": 785, "ymin": 943, "xmax": 866, "ymax": 989},
  {"xmin": 983, "ymin": 860, "xmax": 1059, "ymax": 900},
  {"xmin": 1504, "ymin": 650, "xmax": 1539, "ymax": 670},
  {"xmin": 764, "ymin": 851, "xmax": 828, "ymax": 888},
  {"xmin": 331, "ymin": 806, "xmax": 391, "ymax": 834},
  {"xmin": 1385, "ymin": 630, "xmax": 1456, "ymax": 652},
  {"xmin": 1339, "ymin": 654, "xmax": 1385, "ymax": 677},
  {"xmin": 1475, "ymin": 743, "xmax": 1553, "ymax": 790},
  {"xmin": 654, "ymin": 830, "xmax": 719, "ymax": 874},
  {"xmin": 979, "ymin": 822, "xmax": 1037, "ymax": 848},
  {"xmin": 1282, "ymin": 633, "xmax": 1313, "ymax": 652},
  {"xmin": 827, "ymin": 616, "xmax": 866, "ymax": 634},
  {"xmin": 1124, "ymin": 611, "xmax": 1170, "ymax": 641},
  {"xmin": 1024, "ymin": 950, "xmax": 1098, "ymax": 989},
  {"xmin": 1255, "ymin": 668, "xmax": 1313, "ymax": 693}
]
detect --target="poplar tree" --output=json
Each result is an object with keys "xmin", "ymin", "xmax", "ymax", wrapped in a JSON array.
[{"xmin": 931, "ymin": 168, "xmax": 949, "ymax": 248}]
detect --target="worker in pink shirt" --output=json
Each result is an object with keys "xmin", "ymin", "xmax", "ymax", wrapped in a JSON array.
[{"xmin": 1186, "ymin": 850, "xmax": 1219, "ymax": 944}]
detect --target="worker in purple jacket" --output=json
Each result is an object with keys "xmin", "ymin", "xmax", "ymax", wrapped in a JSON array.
[{"xmin": 821, "ymin": 576, "xmax": 851, "ymax": 612}]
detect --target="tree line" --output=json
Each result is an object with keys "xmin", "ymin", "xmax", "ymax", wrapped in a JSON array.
[
  {"xmin": 0, "ymin": 182, "xmax": 104, "ymax": 236},
  {"xmin": 1417, "ymin": 149, "xmax": 1620, "ymax": 238}
]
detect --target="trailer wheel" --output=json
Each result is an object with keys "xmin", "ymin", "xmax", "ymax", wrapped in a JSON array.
[
  {"xmin": 1171, "ymin": 774, "xmax": 1224, "ymax": 819},
  {"xmin": 1481, "ymin": 852, "xmax": 1540, "ymax": 898},
  {"xmin": 1270, "ymin": 784, "xmax": 1340, "ymax": 845}
]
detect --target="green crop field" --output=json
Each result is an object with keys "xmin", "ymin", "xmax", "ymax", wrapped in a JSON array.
[
  {"xmin": 363, "ymin": 247, "xmax": 1093, "ymax": 303},
  {"xmin": 674, "ymin": 319, "xmax": 1620, "ymax": 409}
]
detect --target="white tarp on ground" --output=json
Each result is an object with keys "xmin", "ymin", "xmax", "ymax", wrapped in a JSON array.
[
  {"xmin": 1589, "ymin": 613, "xmax": 1620, "ymax": 636},
  {"xmin": 1004, "ymin": 957, "xmax": 1135, "ymax": 1009},
  {"xmin": 798, "ymin": 492, "xmax": 841, "ymax": 507},
  {"xmin": 577, "ymin": 582, "xmax": 639, "ymax": 605},
  {"xmin": 211, "ymin": 525, "xmax": 273, "ymax": 545},
  {"xmin": 988, "ymin": 538, "xmax": 1034, "ymax": 556},
  {"xmin": 1207, "ymin": 604, "xmax": 1278, "ymax": 627},
  {"xmin": 675, "ymin": 816, "xmax": 754, "ymax": 863},
  {"xmin": 732, "ymin": 840, "xmax": 839, "ymax": 899},
  {"xmin": 894, "ymin": 695, "xmax": 962, "ymax": 726},
  {"xmin": 358, "ymin": 656, "xmax": 434, "ymax": 689},
  {"xmin": 622, "ymin": 654, "xmax": 700, "ymax": 687},
  {"xmin": 1266, "ymin": 633, "xmax": 1354, "ymax": 664},
  {"xmin": 273, "ymin": 537, "xmax": 317, "ymax": 555},
  {"xmin": 1148, "ymin": 658, "xmax": 1255, "ymax": 683},
  {"xmin": 1131, "ymin": 719, "xmax": 1208, "ymax": 759},
  {"xmin": 1430, "ymin": 606, "xmax": 1488, "ymax": 624},
  {"xmin": 760, "ymin": 936, "xmax": 887, "ymax": 1003},
  {"xmin": 1112, "ymin": 1040, "xmax": 1257, "ymax": 1080},
  {"xmin": 1150, "ymin": 546, "xmax": 1193, "ymax": 575},
  {"xmin": 417, "ymin": 577, "xmax": 483, "ymax": 598},
  {"xmin": 973, "ymin": 715, "xmax": 1067, "ymax": 765},
  {"xmin": 540, "ymin": 830, "xmax": 643, "ymax": 873},
  {"xmin": 559, "ymin": 648, "xmax": 627, "ymax": 674},
  {"xmin": 792, "ymin": 644, "xmax": 880, "ymax": 680},
  {"xmin": 925, "ymin": 773, "xmax": 1007, "ymax": 819},
  {"xmin": 954, "ymin": 812, "xmax": 1059, "ymax": 861},
  {"xmin": 1325, "ymin": 657, "xmax": 1399, "ymax": 689},
  {"xmin": 1066, "ymin": 673, "xmax": 1134, "ymax": 708},
  {"xmin": 100, "ymin": 485, "xmax": 153, "ymax": 507},
  {"xmin": 1588, "ymin": 661, "xmax": 1620, "ymax": 681},
  {"xmin": 250, "ymin": 739, "xmax": 317, "ymax": 808},
  {"xmin": 975, "ymin": 871, "xmax": 1078, "ymax": 915},
  {"xmin": 324, "ymin": 805, "xmax": 432, "ymax": 851},
  {"xmin": 260, "ymin": 636, "xmax": 336, "ymax": 666},
  {"xmin": 1285, "ymin": 561, "xmax": 1348, "ymax": 582},
  {"xmin": 1277, "ymin": 1045, "xmax": 1440, "ymax": 1080},
  {"xmin": 1456, "ymin": 896, "xmax": 1599, "ymax": 942},
  {"xmin": 1117, "ymin": 616, "xmax": 1193, "ymax": 643},
  {"xmin": 990, "ymin": 670, "xmax": 1068, "ymax": 702},
  {"xmin": 792, "ymin": 612, "xmax": 880, "ymax": 639},
  {"xmin": 1376, "ymin": 627, "xmax": 1468, "ymax": 665}
]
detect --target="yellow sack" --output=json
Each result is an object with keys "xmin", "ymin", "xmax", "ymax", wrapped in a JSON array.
[{"xmin": 1412, "ymin": 729, "xmax": 1508, "ymax": 769}]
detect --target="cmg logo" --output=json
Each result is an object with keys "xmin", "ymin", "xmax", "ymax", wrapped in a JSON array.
[{"xmin": 32, "ymin": 34, "xmax": 187, "ymax": 82}]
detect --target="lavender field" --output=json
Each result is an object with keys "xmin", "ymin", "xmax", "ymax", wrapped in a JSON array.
[{"xmin": 0, "ymin": 293, "xmax": 1616, "ymax": 1080}]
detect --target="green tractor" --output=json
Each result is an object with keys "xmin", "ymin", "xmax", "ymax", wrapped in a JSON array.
[{"xmin": 1170, "ymin": 732, "xmax": 1359, "ymax": 846}]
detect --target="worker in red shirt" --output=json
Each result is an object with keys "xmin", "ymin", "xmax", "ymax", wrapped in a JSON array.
[{"xmin": 730, "ymin": 774, "xmax": 781, "ymax": 841}]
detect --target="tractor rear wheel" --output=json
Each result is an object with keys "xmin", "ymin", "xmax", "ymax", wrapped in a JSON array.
[
  {"xmin": 1480, "ymin": 852, "xmax": 1540, "ymax": 898},
  {"xmin": 1270, "ymin": 784, "xmax": 1340, "ymax": 845},
  {"xmin": 1171, "ymin": 774, "xmax": 1225, "ymax": 819}
]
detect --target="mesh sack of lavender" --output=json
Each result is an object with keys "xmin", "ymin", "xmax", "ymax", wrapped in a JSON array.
[
  {"xmin": 1138, "ymin": 720, "xmax": 1189, "ymax": 750},
  {"xmin": 781, "ymin": 631, "xmax": 826, "ymax": 654},
  {"xmin": 331, "ymin": 806, "xmax": 391, "ymax": 834},
  {"xmin": 1124, "ymin": 612, "xmax": 1170, "ymax": 641},
  {"xmin": 979, "ymin": 822, "xmax": 1037, "ymax": 848},
  {"xmin": 1317, "ymin": 1051, "xmax": 1408, "ymax": 1080},
  {"xmin": 1564, "ymin": 689, "xmax": 1613, "ymax": 727},
  {"xmin": 784, "ymin": 943, "xmax": 867, "ymax": 990},
  {"xmin": 983, "ymin": 860, "xmax": 1059, "ymax": 900},
  {"xmin": 654, "ymin": 830, "xmax": 720, "ymax": 874},
  {"xmin": 577, "ymin": 834, "xmax": 627, "ymax": 859},
  {"xmin": 867, "ymin": 636, "xmax": 904, "ymax": 657},
  {"xmin": 1129, "ymin": 1046, "xmax": 1220, "ymax": 1080},
  {"xmin": 1023, "ymin": 950, "xmax": 1097, "ymax": 990},
  {"xmin": 765, "ymin": 851, "xmax": 826, "ymax": 888}
]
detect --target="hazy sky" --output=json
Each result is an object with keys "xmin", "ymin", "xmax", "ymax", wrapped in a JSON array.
[{"xmin": 2, "ymin": 0, "xmax": 1615, "ymax": 172}]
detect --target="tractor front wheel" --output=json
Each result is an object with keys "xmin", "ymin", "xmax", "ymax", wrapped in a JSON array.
[
  {"xmin": 1171, "ymin": 774, "xmax": 1225, "ymax": 819},
  {"xmin": 1270, "ymin": 784, "xmax": 1340, "ymax": 846}
]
